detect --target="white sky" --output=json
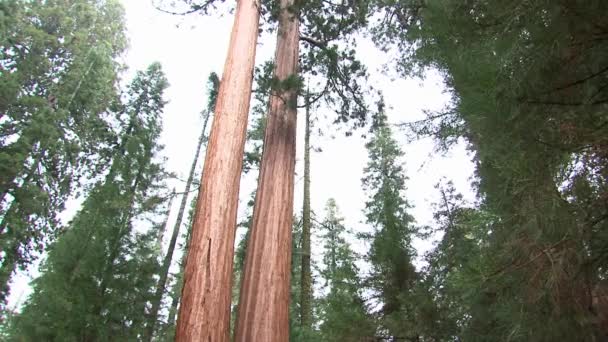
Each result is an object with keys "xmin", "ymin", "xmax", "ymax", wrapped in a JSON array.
[{"xmin": 8, "ymin": 0, "xmax": 476, "ymax": 310}]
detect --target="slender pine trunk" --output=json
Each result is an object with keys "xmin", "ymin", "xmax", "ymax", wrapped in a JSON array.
[
  {"xmin": 234, "ymin": 1, "xmax": 300, "ymax": 340},
  {"xmin": 175, "ymin": 1, "xmax": 260, "ymax": 339},
  {"xmin": 145, "ymin": 111, "xmax": 211, "ymax": 341},
  {"xmin": 156, "ymin": 189, "xmax": 176, "ymax": 248},
  {"xmin": 300, "ymin": 91, "xmax": 312, "ymax": 328},
  {"xmin": 166, "ymin": 216, "xmax": 193, "ymax": 329}
]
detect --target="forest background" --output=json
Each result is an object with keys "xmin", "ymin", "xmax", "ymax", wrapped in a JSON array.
[{"xmin": 8, "ymin": 0, "xmax": 474, "ymax": 307}]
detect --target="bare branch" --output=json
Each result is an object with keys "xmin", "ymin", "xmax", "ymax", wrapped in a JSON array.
[{"xmin": 300, "ymin": 35, "xmax": 327, "ymax": 49}]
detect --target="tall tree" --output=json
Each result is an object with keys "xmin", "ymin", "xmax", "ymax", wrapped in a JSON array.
[
  {"xmin": 170, "ymin": 1, "xmax": 372, "ymax": 339},
  {"xmin": 236, "ymin": 0, "xmax": 378, "ymax": 335},
  {"xmin": 372, "ymin": 1, "xmax": 608, "ymax": 339},
  {"xmin": 424, "ymin": 180, "xmax": 495, "ymax": 340},
  {"xmin": 174, "ymin": 0, "xmax": 261, "ymax": 340},
  {"xmin": 9, "ymin": 63, "xmax": 169, "ymax": 341},
  {"xmin": 234, "ymin": 0, "xmax": 300, "ymax": 339},
  {"xmin": 158, "ymin": 195, "xmax": 198, "ymax": 342},
  {"xmin": 361, "ymin": 109, "xmax": 420, "ymax": 339},
  {"xmin": 145, "ymin": 73, "xmax": 218, "ymax": 341},
  {"xmin": 0, "ymin": 0, "xmax": 127, "ymax": 304}
]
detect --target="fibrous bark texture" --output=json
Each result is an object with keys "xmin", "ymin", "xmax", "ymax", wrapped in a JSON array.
[
  {"xmin": 234, "ymin": 0, "xmax": 300, "ymax": 340},
  {"xmin": 175, "ymin": 1, "xmax": 260, "ymax": 340},
  {"xmin": 146, "ymin": 110, "xmax": 211, "ymax": 341}
]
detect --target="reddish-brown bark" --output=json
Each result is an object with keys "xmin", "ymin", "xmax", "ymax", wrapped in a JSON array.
[
  {"xmin": 234, "ymin": 0, "xmax": 300, "ymax": 340},
  {"xmin": 174, "ymin": 1, "xmax": 260, "ymax": 340}
]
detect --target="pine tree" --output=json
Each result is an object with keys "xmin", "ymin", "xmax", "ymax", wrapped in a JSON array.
[
  {"xmin": 423, "ymin": 180, "xmax": 491, "ymax": 340},
  {"xmin": 9, "ymin": 63, "xmax": 169, "ymax": 341},
  {"xmin": 0, "ymin": 0, "xmax": 127, "ymax": 305},
  {"xmin": 299, "ymin": 90, "xmax": 315, "ymax": 332},
  {"xmin": 371, "ymin": 0, "xmax": 608, "ymax": 339},
  {"xmin": 361, "ymin": 108, "xmax": 419, "ymax": 339},
  {"xmin": 318, "ymin": 199, "xmax": 375, "ymax": 341}
]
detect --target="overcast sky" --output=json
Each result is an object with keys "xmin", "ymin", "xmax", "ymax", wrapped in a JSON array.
[{"xmin": 9, "ymin": 0, "xmax": 476, "ymax": 309}]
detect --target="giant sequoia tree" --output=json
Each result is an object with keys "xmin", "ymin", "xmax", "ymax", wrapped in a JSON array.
[
  {"xmin": 0, "ymin": 0, "xmax": 127, "ymax": 305},
  {"xmin": 234, "ymin": 1, "xmax": 300, "ymax": 340},
  {"xmin": 10, "ymin": 63, "xmax": 169, "ymax": 341},
  {"xmin": 174, "ymin": 1, "xmax": 260, "ymax": 340},
  {"xmin": 235, "ymin": 0, "xmax": 374, "ymax": 337}
]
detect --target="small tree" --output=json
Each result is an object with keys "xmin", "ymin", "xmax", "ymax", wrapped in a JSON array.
[{"xmin": 319, "ymin": 199, "xmax": 375, "ymax": 341}]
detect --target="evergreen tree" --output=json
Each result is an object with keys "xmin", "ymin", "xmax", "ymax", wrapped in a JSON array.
[
  {"xmin": 299, "ymin": 88, "xmax": 314, "ymax": 331},
  {"xmin": 235, "ymin": 0, "xmax": 300, "ymax": 337},
  {"xmin": 9, "ymin": 63, "xmax": 169, "ymax": 341},
  {"xmin": 372, "ymin": 0, "xmax": 608, "ymax": 339},
  {"xmin": 424, "ymin": 180, "xmax": 494, "ymax": 340},
  {"xmin": 361, "ymin": 109, "xmax": 420, "ymax": 339},
  {"xmin": 0, "ymin": 0, "xmax": 127, "ymax": 304},
  {"xmin": 318, "ymin": 199, "xmax": 375, "ymax": 341},
  {"xmin": 156, "ymin": 194, "xmax": 197, "ymax": 342}
]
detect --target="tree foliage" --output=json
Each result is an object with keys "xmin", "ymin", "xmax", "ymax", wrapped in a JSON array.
[
  {"xmin": 318, "ymin": 199, "xmax": 375, "ymax": 341},
  {"xmin": 0, "ymin": 0, "xmax": 127, "ymax": 304},
  {"xmin": 9, "ymin": 63, "xmax": 169, "ymax": 341},
  {"xmin": 372, "ymin": 0, "xmax": 608, "ymax": 340},
  {"xmin": 360, "ymin": 110, "xmax": 427, "ymax": 339}
]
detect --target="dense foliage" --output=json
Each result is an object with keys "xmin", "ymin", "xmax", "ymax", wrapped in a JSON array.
[
  {"xmin": 370, "ymin": 0, "xmax": 608, "ymax": 340},
  {"xmin": 0, "ymin": 0, "xmax": 127, "ymax": 306},
  {"xmin": 10, "ymin": 63, "xmax": 169, "ymax": 340}
]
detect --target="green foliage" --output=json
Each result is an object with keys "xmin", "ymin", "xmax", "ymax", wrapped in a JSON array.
[
  {"xmin": 8, "ymin": 64, "xmax": 169, "ymax": 341},
  {"xmin": 373, "ymin": 0, "xmax": 608, "ymax": 340},
  {"xmin": 206, "ymin": 71, "xmax": 220, "ymax": 113},
  {"xmin": 175, "ymin": 0, "xmax": 375, "ymax": 131},
  {"xmin": 361, "ymin": 118, "xmax": 424, "ymax": 339},
  {"xmin": 317, "ymin": 199, "xmax": 375, "ymax": 341},
  {"xmin": 0, "ymin": 0, "xmax": 128, "ymax": 304}
]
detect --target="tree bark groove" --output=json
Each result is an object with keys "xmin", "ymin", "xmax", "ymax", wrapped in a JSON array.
[
  {"xmin": 175, "ymin": 1, "xmax": 260, "ymax": 340},
  {"xmin": 234, "ymin": 0, "xmax": 300, "ymax": 340}
]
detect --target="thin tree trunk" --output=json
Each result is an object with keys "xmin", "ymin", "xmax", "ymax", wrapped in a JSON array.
[
  {"xmin": 157, "ymin": 189, "xmax": 176, "ymax": 248},
  {"xmin": 175, "ymin": 0, "xmax": 260, "ymax": 340},
  {"xmin": 166, "ymin": 213, "xmax": 193, "ymax": 329},
  {"xmin": 234, "ymin": 0, "xmax": 300, "ymax": 340},
  {"xmin": 300, "ymin": 91, "xmax": 312, "ymax": 328},
  {"xmin": 145, "ymin": 111, "xmax": 211, "ymax": 341}
]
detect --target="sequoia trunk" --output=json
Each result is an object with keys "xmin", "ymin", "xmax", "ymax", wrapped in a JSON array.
[
  {"xmin": 234, "ymin": 0, "xmax": 300, "ymax": 340},
  {"xmin": 175, "ymin": 1, "xmax": 260, "ymax": 340}
]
